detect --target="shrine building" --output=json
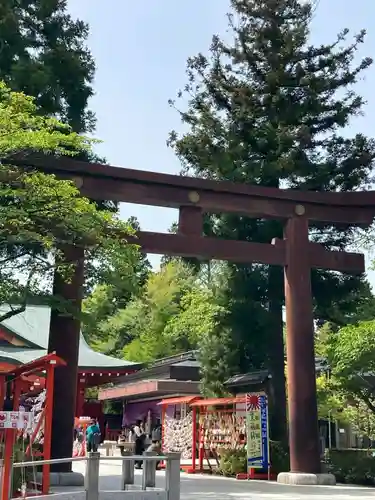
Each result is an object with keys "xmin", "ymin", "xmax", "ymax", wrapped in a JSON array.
[
  {"xmin": 98, "ymin": 351, "xmax": 200, "ymax": 437},
  {"xmin": 97, "ymin": 351, "xmax": 273, "ymax": 441},
  {"xmin": 98, "ymin": 351, "xmax": 343, "ymax": 451},
  {"xmin": 0, "ymin": 305, "xmax": 140, "ymax": 425}
]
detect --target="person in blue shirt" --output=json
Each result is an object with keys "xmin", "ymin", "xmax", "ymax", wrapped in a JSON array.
[{"xmin": 86, "ymin": 418, "xmax": 101, "ymax": 453}]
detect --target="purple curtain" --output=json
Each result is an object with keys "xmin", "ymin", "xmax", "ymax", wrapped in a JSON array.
[
  {"xmin": 166, "ymin": 405, "xmax": 175, "ymax": 418},
  {"xmin": 122, "ymin": 400, "xmax": 162, "ymax": 427}
]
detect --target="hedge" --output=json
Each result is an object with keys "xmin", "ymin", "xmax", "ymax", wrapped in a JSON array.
[
  {"xmin": 219, "ymin": 445, "xmax": 375, "ymax": 485},
  {"xmin": 218, "ymin": 441, "xmax": 290, "ymax": 476},
  {"xmin": 324, "ymin": 449, "xmax": 375, "ymax": 486}
]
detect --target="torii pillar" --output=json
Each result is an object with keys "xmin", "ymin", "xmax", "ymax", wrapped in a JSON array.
[
  {"xmin": 284, "ymin": 216, "xmax": 320, "ymax": 473},
  {"xmin": 47, "ymin": 245, "xmax": 84, "ymax": 481},
  {"xmin": 277, "ymin": 212, "xmax": 346, "ymax": 485}
]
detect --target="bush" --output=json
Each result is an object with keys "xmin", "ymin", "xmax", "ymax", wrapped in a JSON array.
[
  {"xmin": 325, "ymin": 449, "xmax": 375, "ymax": 485},
  {"xmin": 219, "ymin": 447, "xmax": 247, "ymax": 476},
  {"xmin": 218, "ymin": 441, "xmax": 290, "ymax": 476},
  {"xmin": 270, "ymin": 441, "xmax": 290, "ymax": 474},
  {"xmin": 219, "ymin": 443, "xmax": 375, "ymax": 483}
]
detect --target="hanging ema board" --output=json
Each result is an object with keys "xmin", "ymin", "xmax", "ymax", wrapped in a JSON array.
[{"xmin": 246, "ymin": 393, "xmax": 270, "ymax": 470}]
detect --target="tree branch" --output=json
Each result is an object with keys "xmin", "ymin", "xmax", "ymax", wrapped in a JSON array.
[
  {"xmin": 0, "ymin": 264, "xmax": 36, "ymax": 323},
  {"xmin": 0, "ymin": 304, "xmax": 26, "ymax": 323}
]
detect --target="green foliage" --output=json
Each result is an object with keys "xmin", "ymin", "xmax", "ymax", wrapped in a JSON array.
[
  {"xmin": 325, "ymin": 320, "xmax": 375, "ymax": 414},
  {"xmin": 270, "ymin": 441, "xmax": 290, "ymax": 474},
  {"xmin": 0, "ymin": 81, "xmax": 93, "ymax": 155},
  {"xmin": 87, "ymin": 259, "xmax": 236, "ymax": 386},
  {"xmin": 198, "ymin": 325, "xmax": 236, "ymax": 397},
  {"xmin": 168, "ymin": 0, "xmax": 375, "ymax": 440},
  {"xmin": 82, "ymin": 285, "xmax": 116, "ymax": 342},
  {"xmin": 325, "ymin": 449, "xmax": 375, "ymax": 485},
  {"xmin": 0, "ymin": 0, "xmax": 95, "ymax": 133},
  {"xmin": 219, "ymin": 447, "xmax": 247, "ymax": 476},
  {"xmin": 86, "ymin": 293, "xmax": 149, "ymax": 356},
  {"xmin": 218, "ymin": 441, "xmax": 290, "ymax": 476},
  {"xmin": 327, "ymin": 321, "xmax": 375, "ymax": 380},
  {"xmin": 343, "ymin": 402, "xmax": 375, "ymax": 442},
  {"xmin": 87, "ymin": 261, "xmax": 196, "ymax": 360},
  {"xmin": 122, "ymin": 261, "xmax": 197, "ymax": 361},
  {"xmin": 83, "ymin": 216, "xmax": 151, "ymax": 298},
  {"xmin": 0, "ymin": 82, "xmax": 140, "ymax": 318},
  {"xmin": 103, "ymin": 400, "xmax": 123, "ymax": 415},
  {"xmin": 316, "ymin": 375, "xmax": 343, "ymax": 420},
  {"xmin": 316, "ymin": 320, "xmax": 375, "ymax": 443},
  {"xmin": 82, "ymin": 217, "xmax": 151, "ymax": 348},
  {"xmin": 164, "ymin": 288, "xmax": 228, "ymax": 356},
  {"xmin": 164, "ymin": 279, "xmax": 236, "ymax": 396}
]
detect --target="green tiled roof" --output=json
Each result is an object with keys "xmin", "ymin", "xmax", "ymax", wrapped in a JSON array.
[
  {"xmin": 0, "ymin": 305, "xmax": 138, "ymax": 370},
  {"xmin": 0, "ymin": 347, "xmax": 46, "ymax": 365}
]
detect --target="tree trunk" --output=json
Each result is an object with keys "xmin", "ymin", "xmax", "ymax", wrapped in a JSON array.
[{"xmin": 267, "ymin": 264, "xmax": 288, "ymax": 443}]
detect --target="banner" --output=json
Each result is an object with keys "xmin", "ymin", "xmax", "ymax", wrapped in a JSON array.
[
  {"xmin": 246, "ymin": 392, "xmax": 269, "ymax": 470},
  {"xmin": 0, "ymin": 411, "xmax": 33, "ymax": 429}
]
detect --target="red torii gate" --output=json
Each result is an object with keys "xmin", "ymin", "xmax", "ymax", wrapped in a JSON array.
[{"xmin": 14, "ymin": 155, "xmax": 375, "ymax": 483}]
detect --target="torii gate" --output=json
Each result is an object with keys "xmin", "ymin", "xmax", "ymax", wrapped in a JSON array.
[{"xmin": 14, "ymin": 155, "xmax": 375, "ymax": 484}]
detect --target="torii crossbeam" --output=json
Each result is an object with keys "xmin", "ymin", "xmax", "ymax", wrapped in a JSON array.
[{"xmin": 12, "ymin": 155, "xmax": 375, "ymax": 481}]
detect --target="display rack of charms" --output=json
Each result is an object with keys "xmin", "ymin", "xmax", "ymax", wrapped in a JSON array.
[{"xmin": 192, "ymin": 397, "xmax": 246, "ymax": 470}]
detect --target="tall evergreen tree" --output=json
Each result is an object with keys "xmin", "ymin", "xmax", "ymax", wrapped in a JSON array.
[
  {"xmin": 0, "ymin": 0, "xmax": 95, "ymax": 133},
  {"xmin": 168, "ymin": 0, "xmax": 375, "ymax": 441}
]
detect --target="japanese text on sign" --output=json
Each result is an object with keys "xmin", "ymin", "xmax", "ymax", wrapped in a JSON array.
[{"xmin": 246, "ymin": 393, "xmax": 269, "ymax": 470}]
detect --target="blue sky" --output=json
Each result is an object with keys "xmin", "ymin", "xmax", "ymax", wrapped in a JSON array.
[{"xmin": 67, "ymin": 0, "xmax": 375, "ymax": 286}]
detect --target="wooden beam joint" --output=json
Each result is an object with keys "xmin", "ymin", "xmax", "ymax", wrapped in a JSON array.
[{"xmin": 272, "ymin": 238, "xmax": 365, "ymax": 274}]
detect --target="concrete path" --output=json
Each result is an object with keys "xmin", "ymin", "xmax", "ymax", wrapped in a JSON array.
[{"xmin": 67, "ymin": 460, "xmax": 375, "ymax": 500}]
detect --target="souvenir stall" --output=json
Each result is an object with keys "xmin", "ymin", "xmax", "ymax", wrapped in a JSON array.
[
  {"xmin": 159, "ymin": 396, "xmax": 201, "ymax": 470},
  {"xmin": 189, "ymin": 396, "xmax": 247, "ymax": 473},
  {"xmin": 0, "ymin": 353, "xmax": 65, "ymax": 500}
]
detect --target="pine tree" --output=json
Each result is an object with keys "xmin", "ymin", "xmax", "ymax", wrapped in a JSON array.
[
  {"xmin": 168, "ymin": 0, "xmax": 375, "ymax": 441},
  {"xmin": 0, "ymin": 0, "xmax": 95, "ymax": 133}
]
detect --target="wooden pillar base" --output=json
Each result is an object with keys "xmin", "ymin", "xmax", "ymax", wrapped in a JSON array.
[{"xmin": 277, "ymin": 472, "xmax": 336, "ymax": 485}]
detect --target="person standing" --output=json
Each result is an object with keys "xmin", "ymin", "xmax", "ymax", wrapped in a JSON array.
[
  {"xmin": 133, "ymin": 420, "xmax": 145, "ymax": 468},
  {"xmin": 86, "ymin": 418, "xmax": 101, "ymax": 453},
  {"xmin": 117, "ymin": 428, "xmax": 128, "ymax": 457}
]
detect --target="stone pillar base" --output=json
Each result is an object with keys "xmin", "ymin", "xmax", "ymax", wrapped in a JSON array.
[
  {"xmin": 36, "ymin": 471, "xmax": 84, "ymax": 487},
  {"xmin": 277, "ymin": 472, "xmax": 336, "ymax": 486}
]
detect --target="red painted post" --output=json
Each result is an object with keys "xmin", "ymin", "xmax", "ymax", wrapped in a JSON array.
[
  {"xmin": 160, "ymin": 404, "xmax": 166, "ymax": 468},
  {"xmin": 191, "ymin": 406, "xmax": 197, "ymax": 472},
  {"xmin": 198, "ymin": 408, "xmax": 204, "ymax": 471},
  {"xmin": 1, "ymin": 429, "xmax": 15, "ymax": 500},
  {"xmin": 284, "ymin": 215, "xmax": 320, "ymax": 473},
  {"xmin": 0, "ymin": 375, "xmax": 5, "ymax": 411},
  {"xmin": 42, "ymin": 362, "xmax": 55, "ymax": 494}
]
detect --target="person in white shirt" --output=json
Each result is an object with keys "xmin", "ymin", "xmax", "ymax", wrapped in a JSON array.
[{"xmin": 133, "ymin": 420, "xmax": 145, "ymax": 468}]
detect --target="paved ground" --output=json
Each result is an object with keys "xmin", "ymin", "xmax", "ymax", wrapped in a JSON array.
[{"xmin": 66, "ymin": 459, "xmax": 375, "ymax": 500}]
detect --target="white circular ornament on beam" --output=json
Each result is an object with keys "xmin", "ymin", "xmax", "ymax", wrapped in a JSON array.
[{"xmin": 295, "ymin": 204, "xmax": 305, "ymax": 216}]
